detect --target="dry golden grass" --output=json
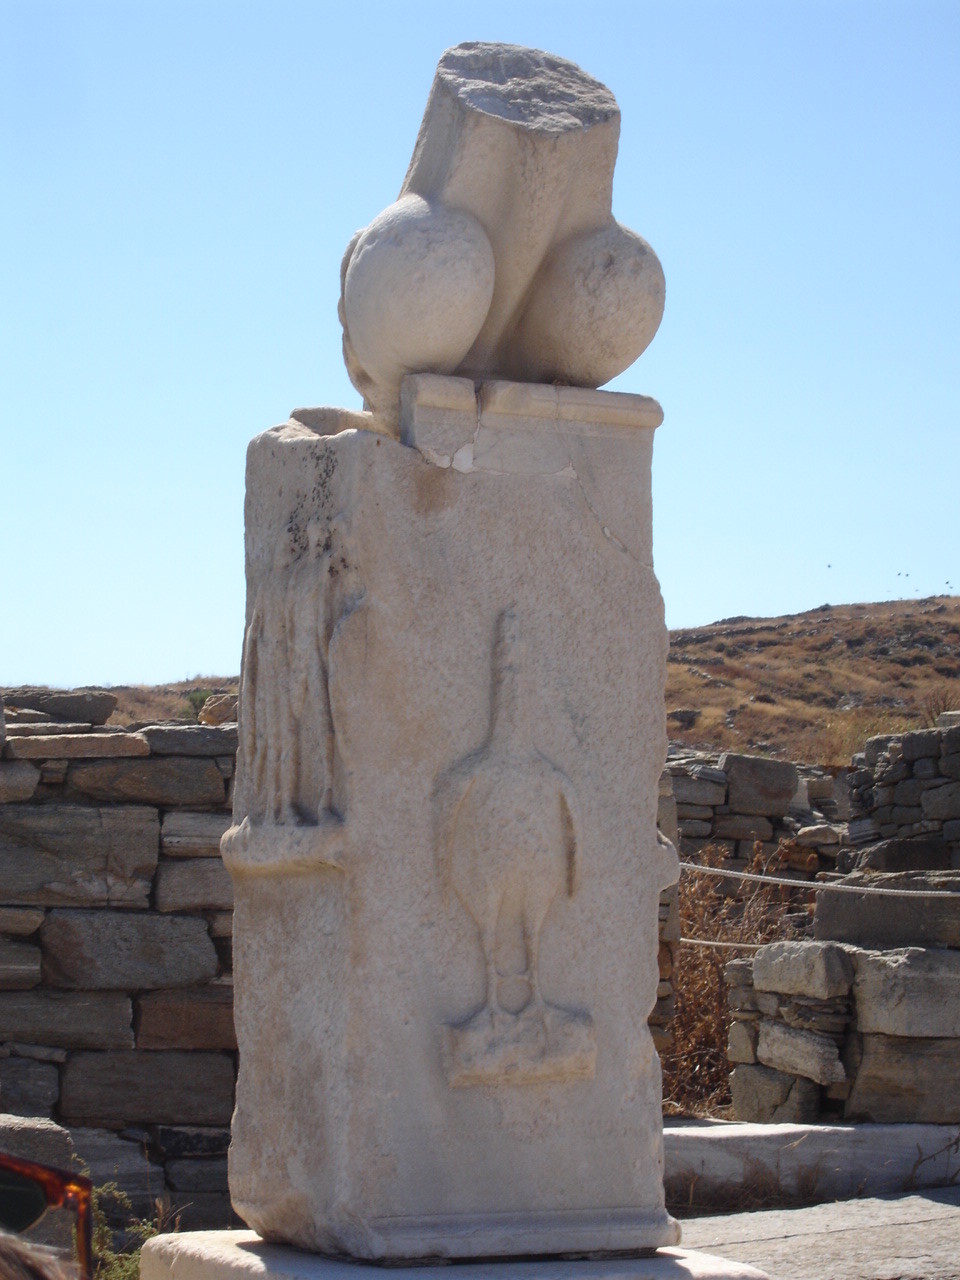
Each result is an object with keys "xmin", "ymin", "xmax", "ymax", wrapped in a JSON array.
[
  {"xmin": 108, "ymin": 678, "xmax": 239, "ymax": 726},
  {"xmin": 104, "ymin": 598, "xmax": 960, "ymax": 759},
  {"xmin": 666, "ymin": 595, "xmax": 960, "ymax": 764},
  {"xmin": 661, "ymin": 844, "xmax": 807, "ymax": 1118}
]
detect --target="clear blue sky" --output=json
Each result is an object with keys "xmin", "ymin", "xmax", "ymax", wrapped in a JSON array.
[{"xmin": 2, "ymin": 1, "xmax": 957, "ymax": 686}]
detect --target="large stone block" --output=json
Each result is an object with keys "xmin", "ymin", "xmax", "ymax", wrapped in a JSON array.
[
  {"xmin": 143, "ymin": 1233, "xmax": 771, "ymax": 1280},
  {"xmin": 5, "ymin": 733, "xmax": 149, "ymax": 759},
  {"xmin": 4, "ymin": 722, "xmax": 96, "ymax": 737},
  {"xmin": 845, "ymin": 1035, "xmax": 960, "ymax": 1123},
  {"xmin": 2, "ymin": 687, "xmax": 117, "ymax": 725},
  {"xmin": 0, "ymin": 1116, "xmax": 75, "ymax": 1250},
  {"xmin": 752, "ymin": 940, "xmax": 854, "ymax": 1000},
  {"xmin": 223, "ymin": 376, "xmax": 679, "ymax": 1258},
  {"xmin": 199, "ymin": 695, "xmax": 239, "ymax": 726},
  {"xmin": 161, "ymin": 811, "xmax": 233, "ymax": 858},
  {"xmin": 729, "ymin": 1063, "xmax": 818, "ymax": 1123},
  {"xmin": 66, "ymin": 758, "xmax": 226, "ymax": 808},
  {"xmin": 756, "ymin": 1019, "xmax": 846, "ymax": 1085},
  {"xmin": 0, "ymin": 908, "xmax": 44, "ymax": 937},
  {"xmin": 922, "ymin": 781, "xmax": 960, "ymax": 821},
  {"xmin": 901, "ymin": 730, "xmax": 942, "ymax": 761},
  {"xmin": 794, "ymin": 823, "xmax": 842, "ymax": 848},
  {"xmin": 0, "ymin": 803, "xmax": 158, "ymax": 908},
  {"xmin": 852, "ymin": 837, "xmax": 953, "ymax": 873},
  {"xmin": 40, "ymin": 910, "xmax": 218, "ymax": 989},
  {"xmin": 671, "ymin": 774, "xmax": 726, "ymax": 807},
  {"xmin": 853, "ymin": 947, "xmax": 960, "ymax": 1037},
  {"xmin": 61, "ymin": 1052, "xmax": 235, "ymax": 1127},
  {"xmin": 155, "ymin": 858, "xmax": 234, "ymax": 912},
  {"xmin": 814, "ymin": 870, "xmax": 960, "ymax": 949},
  {"xmin": 0, "ymin": 1056, "xmax": 59, "ymax": 1116},
  {"xmin": 165, "ymin": 1156, "xmax": 229, "ymax": 1193},
  {"xmin": 713, "ymin": 814, "xmax": 773, "ymax": 842},
  {"xmin": 0, "ymin": 991, "xmax": 133, "ymax": 1048},
  {"xmin": 140, "ymin": 725, "xmax": 239, "ymax": 757},
  {"xmin": 137, "ymin": 985, "xmax": 236, "ymax": 1050},
  {"xmin": 0, "ymin": 940, "xmax": 41, "ymax": 989},
  {"xmin": 717, "ymin": 754, "xmax": 798, "ymax": 817},
  {"xmin": 0, "ymin": 761, "xmax": 40, "ymax": 802},
  {"xmin": 68, "ymin": 1127, "xmax": 166, "ymax": 1220}
]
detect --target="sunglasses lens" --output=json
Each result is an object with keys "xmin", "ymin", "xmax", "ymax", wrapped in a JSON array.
[{"xmin": 0, "ymin": 1168, "xmax": 48, "ymax": 1232}]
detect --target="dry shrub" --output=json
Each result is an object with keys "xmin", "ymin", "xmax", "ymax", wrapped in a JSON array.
[
  {"xmin": 792, "ymin": 707, "xmax": 914, "ymax": 766},
  {"xmin": 661, "ymin": 844, "xmax": 804, "ymax": 1117},
  {"xmin": 922, "ymin": 681, "xmax": 960, "ymax": 727}
]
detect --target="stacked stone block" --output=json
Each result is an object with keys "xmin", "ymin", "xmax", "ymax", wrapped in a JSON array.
[
  {"xmin": 0, "ymin": 688, "xmax": 237, "ymax": 1227},
  {"xmin": 667, "ymin": 750, "xmax": 845, "ymax": 885},
  {"xmin": 0, "ymin": 686, "xmax": 682, "ymax": 1215},
  {"xmin": 844, "ymin": 718, "xmax": 960, "ymax": 854},
  {"xmin": 728, "ymin": 934, "xmax": 960, "ymax": 1124},
  {"xmin": 652, "ymin": 771, "xmax": 680, "ymax": 1052}
]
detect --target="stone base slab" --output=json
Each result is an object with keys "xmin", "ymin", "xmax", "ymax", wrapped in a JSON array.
[
  {"xmin": 140, "ymin": 1232, "xmax": 770, "ymax": 1280},
  {"xmin": 664, "ymin": 1120, "xmax": 960, "ymax": 1209}
]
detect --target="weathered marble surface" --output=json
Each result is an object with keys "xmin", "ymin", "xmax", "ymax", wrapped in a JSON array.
[
  {"xmin": 221, "ymin": 375, "xmax": 678, "ymax": 1259},
  {"xmin": 340, "ymin": 43, "xmax": 664, "ymax": 424},
  {"xmin": 142, "ymin": 1233, "xmax": 770, "ymax": 1280}
]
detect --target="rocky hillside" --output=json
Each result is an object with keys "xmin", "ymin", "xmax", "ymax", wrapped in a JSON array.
[
  {"xmin": 45, "ymin": 596, "xmax": 959, "ymax": 768},
  {"xmin": 666, "ymin": 596, "xmax": 960, "ymax": 763}
]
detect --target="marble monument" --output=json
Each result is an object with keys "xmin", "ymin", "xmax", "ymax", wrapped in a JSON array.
[{"xmin": 142, "ymin": 41, "xmax": 769, "ymax": 1280}]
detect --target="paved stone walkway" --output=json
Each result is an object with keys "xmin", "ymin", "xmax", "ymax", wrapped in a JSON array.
[{"xmin": 680, "ymin": 1186, "xmax": 960, "ymax": 1280}]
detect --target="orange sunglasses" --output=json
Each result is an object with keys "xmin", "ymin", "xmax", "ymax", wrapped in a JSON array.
[{"xmin": 0, "ymin": 1152, "xmax": 93, "ymax": 1280}]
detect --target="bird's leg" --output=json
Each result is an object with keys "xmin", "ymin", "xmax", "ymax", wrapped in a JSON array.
[
  {"xmin": 526, "ymin": 908, "xmax": 551, "ymax": 1018},
  {"xmin": 481, "ymin": 922, "xmax": 500, "ymax": 1023}
]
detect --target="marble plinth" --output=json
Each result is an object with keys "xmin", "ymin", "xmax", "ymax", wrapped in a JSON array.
[
  {"xmin": 222, "ymin": 376, "xmax": 679, "ymax": 1258},
  {"xmin": 141, "ymin": 1232, "xmax": 771, "ymax": 1280}
]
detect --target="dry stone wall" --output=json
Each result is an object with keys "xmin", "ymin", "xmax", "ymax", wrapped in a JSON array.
[
  {"xmin": 843, "ymin": 717, "xmax": 960, "ymax": 857},
  {"xmin": 0, "ymin": 688, "xmax": 237, "ymax": 1227},
  {"xmin": 5, "ymin": 687, "xmax": 957, "ymax": 1199},
  {"xmin": 0, "ymin": 685, "xmax": 678, "ymax": 1220},
  {"xmin": 728, "ymin": 937, "xmax": 960, "ymax": 1125},
  {"xmin": 667, "ymin": 748, "xmax": 848, "ymax": 885},
  {"xmin": 728, "ymin": 723, "xmax": 960, "ymax": 1128}
]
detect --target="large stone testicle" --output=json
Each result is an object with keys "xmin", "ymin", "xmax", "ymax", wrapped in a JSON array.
[
  {"xmin": 339, "ymin": 42, "xmax": 664, "ymax": 427},
  {"xmin": 511, "ymin": 223, "xmax": 665, "ymax": 385},
  {"xmin": 341, "ymin": 196, "xmax": 494, "ymax": 407}
]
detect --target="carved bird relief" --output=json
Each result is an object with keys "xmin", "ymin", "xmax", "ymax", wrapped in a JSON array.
[{"xmin": 433, "ymin": 608, "xmax": 595, "ymax": 1085}]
